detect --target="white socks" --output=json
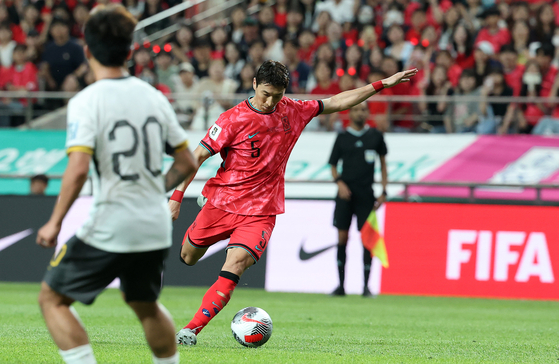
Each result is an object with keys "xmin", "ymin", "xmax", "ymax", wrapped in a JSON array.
[
  {"xmin": 59, "ymin": 344, "xmax": 97, "ymax": 364},
  {"xmin": 153, "ymin": 352, "xmax": 179, "ymax": 364}
]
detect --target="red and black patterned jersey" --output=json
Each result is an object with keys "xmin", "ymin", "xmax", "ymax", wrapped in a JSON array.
[{"xmin": 200, "ymin": 97, "xmax": 324, "ymax": 216}]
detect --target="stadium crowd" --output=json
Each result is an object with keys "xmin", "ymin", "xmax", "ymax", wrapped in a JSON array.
[{"xmin": 0, "ymin": 0, "xmax": 559, "ymax": 134}]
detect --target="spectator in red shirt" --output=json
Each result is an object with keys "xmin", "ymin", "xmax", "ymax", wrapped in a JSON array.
[
  {"xmin": 310, "ymin": 60, "xmax": 341, "ymax": 95},
  {"xmin": 71, "ymin": 4, "xmax": 89, "ymax": 41},
  {"xmin": 3, "ymin": 44, "xmax": 38, "ymax": 94},
  {"xmin": 313, "ymin": 10, "xmax": 331, "ymax": 47},
  {"xmin": 342, "ymin": 44, "xmax": 370, "ymax": 81},
  {"xmin": 366, "ymin": 69, "xmax": 392, "ymax": 132},
  {"xmin": 475, "ymin": 6, "xmax": 511, "ymax": 53},
  {"xmin": 0, "ymin": 4, "xmax": 25, "ymax": 44},
  {"xmin": 502, "ymin": 60, "xmax": 546, "ymax": 134},
  {"xmin": 313, "ymin": 42, "xmax": 338, "ymax": 79},
  {"xmin": 535, "ymin": 43, "xmax": 557, "ymax": 97},
  {"xmin": 210, "ymin": 27, "xmax": 228, "ymax": 60},
  {"xmin": 499, "ymin": 44, "xmax": 524, "ymax": 96},
  {"xmin": 406, "ymin": 9, "xmax": 427, "ymax": 43},
  {"xmin": 273, "ymin": 0, "xmax": 288, "ymax": 29},
  {"xmin": 451, "ymin": 23, "xmax": 475, "ymax": 69},
  {"xmin": 381, "ymin": 55, "xmax": 414, "ymax": 131},
  {"xmin": 334, "ymin": 73, "xmax": 359, "ymax": 130},
  {"xmin": 170, "ymin": 24, "xmax": 195, "ymax": 64},
  {"xmin": 20, "ymin": 5, "xmax": 45, "ymax": 37},
  {"xmin": 0, "ymin": 44, "xmax": 36, "ymax": 127},
  {"xmin": 435, "ymin": 50, "xmax": 463, "ymax": 87},
  {"xmin": 297, "ymin": 29, "xmax": 316, "ymax": 65}
]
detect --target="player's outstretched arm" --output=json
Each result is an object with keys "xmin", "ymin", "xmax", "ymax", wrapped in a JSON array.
[
  {"xmin": 37, "ymin": 151, "xmax": 91, "ymax": 248},
  {"xmin": 168, "ymin": 145, "xmax": 211, "ymax": 221},
  {"xmin": 320, "ymin": 68, "xmax": 418, "ymax": 115}
]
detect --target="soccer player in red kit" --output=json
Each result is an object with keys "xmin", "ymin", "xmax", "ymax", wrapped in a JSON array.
[{"xmin": 171, "ymin": 60, "xmax": 417, "ymax": 345}]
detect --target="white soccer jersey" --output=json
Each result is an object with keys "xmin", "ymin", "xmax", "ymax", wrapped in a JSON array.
[{"xmin": 66, "ymin": 76, "xmax": 188, "ymax": 253}]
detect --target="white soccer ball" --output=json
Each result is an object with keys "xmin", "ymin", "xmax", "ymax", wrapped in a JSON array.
[{"xmin": 231, "ymin": 307, "xmax": 273, "ymax": 347}]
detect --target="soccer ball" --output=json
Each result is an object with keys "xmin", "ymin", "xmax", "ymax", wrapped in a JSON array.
[{"xmin": 231, "ymin": 307, "xmax": 273, "ymax": 347}]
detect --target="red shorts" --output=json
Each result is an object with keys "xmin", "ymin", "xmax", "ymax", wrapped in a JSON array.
[{"xmin": 183, "ymin": 202, "xmax": 276, "ymax": 263}]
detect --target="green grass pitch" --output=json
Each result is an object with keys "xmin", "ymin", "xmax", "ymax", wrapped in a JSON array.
[{"xmin": 0, "ymin": 283, "xmax": 558, "ymax": 363}]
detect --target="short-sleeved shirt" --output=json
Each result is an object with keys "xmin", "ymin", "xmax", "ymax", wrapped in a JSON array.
[
  {"xmin": 328, "ymin": 126, "xmax": 387, "ymax": 189},
  {"xmin": 199, "ymin": 97, "xmax": 324, "ymax": 216},
  {"xmin": 41, "ymin": 39, "xmax": 85, "ymax": 88},
  {"xmin": 66, "ymin": 76, "xmax": 188, "ymax": 253}
]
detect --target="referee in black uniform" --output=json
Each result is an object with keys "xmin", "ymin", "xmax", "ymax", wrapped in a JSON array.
[{"xmin": 328, "ymin": 102, "xmax": 388, "ymax": 297}]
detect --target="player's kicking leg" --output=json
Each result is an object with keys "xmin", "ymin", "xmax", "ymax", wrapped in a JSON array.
[
  {"xmin": 176, "ymin": 211, "xmax": 274, "ymax": 345},
  {"xmin": 176, "ymin": 247, "xmax": 251, "ymax": 345}
]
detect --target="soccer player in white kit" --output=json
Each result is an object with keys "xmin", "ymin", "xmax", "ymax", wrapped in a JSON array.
[{"xmin": 36, "ymin": 5, "xmax": 197, "ymax": 364}]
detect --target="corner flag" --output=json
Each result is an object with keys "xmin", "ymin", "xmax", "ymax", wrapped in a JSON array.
[{"xmin": 360, "ymin": 209, "xmax": 389, "ymax": 268}]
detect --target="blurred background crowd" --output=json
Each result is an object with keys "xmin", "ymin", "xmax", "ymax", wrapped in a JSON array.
[{"xmin": 1, "ymin": 0, "xmax": 559, "ymax": 134}]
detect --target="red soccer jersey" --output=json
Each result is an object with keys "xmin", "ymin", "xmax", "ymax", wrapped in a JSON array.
[{"xmin": 200, "ymin": 97, "xmax": 324, "ymax": 216}]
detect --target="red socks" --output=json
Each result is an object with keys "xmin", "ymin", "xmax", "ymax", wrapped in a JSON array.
[{"xmin": 185, "ymin": 271, "xmax": 239, "ymax": 335}]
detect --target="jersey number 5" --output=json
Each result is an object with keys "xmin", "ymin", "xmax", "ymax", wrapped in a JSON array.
[
  {"xmin": 250, "ymin": 140, "xmax": 260, "ymax": 158},
  {"xmin": 109, "ymin": 117, "xmax": 162, "ymax": 181}
]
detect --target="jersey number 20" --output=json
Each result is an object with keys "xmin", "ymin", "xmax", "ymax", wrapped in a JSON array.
[{"xmin": 109, "ymin": 117, "xmax": 162, "ymax": 181}]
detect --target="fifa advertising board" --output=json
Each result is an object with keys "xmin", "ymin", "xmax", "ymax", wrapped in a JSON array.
[
  {"xmin": 265, "ymin": 201, "xmax": 559, "ymax": 300},
  {"xmin": 381, "ymin": 202, "xmax": 559, "ymax": 300}
]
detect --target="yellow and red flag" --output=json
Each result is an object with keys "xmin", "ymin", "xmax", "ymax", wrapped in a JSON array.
[{"xmin": 360, "ymin": 209, "xmax": 389, "ymax": 268}]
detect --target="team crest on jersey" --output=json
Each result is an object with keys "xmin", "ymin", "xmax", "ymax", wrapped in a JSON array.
[
  {"xmin": 209, "ymin": 124, "xmax": 222, "ymax": 141},
  {"xmin": 281, "ymin": 116, "xmax": 291, "ymax": 132}
]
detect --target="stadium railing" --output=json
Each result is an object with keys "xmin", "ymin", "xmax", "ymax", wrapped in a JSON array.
[
  {"xmin": 133, "ymin": 0, "xmax": 274, "ymax": 44},
  {"xmin": 1, "ymin": 172, "xmax": 557, "ymax": 206},
  {"xmin": 4, "ymin": 91, "xmax": 559, "ymax": 133}
]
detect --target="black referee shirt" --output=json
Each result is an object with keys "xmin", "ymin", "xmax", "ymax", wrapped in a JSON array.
[{"xmin": 328, "ymin": 126, "xmax": 387, "ymax": 188}]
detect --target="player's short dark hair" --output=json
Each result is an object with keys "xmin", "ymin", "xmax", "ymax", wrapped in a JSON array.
[
  {"xmin": 84, "ymin": 5, "xmax": 137, "ymax": 67},
  {"xmin": 31, "ymin": 174, "xmax": 49, "ymax": 184},
  {"xmin": 255, "ymin": 60, "xmax": 290, "ymax": 90}
]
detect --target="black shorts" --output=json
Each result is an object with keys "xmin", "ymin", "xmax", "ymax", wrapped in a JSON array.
[
  {"xmin": 43, "ymin": 236, "xmax": 169, "ymax": 305},
  {"xmin": 333, "ymin": 187, "xmax": 375, "ymax": 231}
]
